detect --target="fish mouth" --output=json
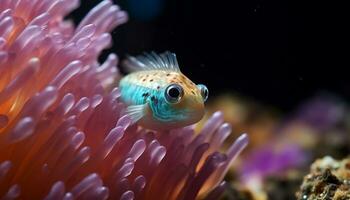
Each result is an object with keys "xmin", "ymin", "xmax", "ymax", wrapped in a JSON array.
[{"xmin": 186, "ymin": 108, "xmax": 205, "ymax": 123}]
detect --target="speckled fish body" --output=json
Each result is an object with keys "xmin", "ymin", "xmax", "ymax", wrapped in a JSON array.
[{"xmin": 119, "ymin": 52, "xmax": 208, "ymax": 130}]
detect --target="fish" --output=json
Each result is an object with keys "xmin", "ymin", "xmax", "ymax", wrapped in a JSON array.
[{"xmin": 119, "ymin": 51, "xmax": 209, "ymax": 130}]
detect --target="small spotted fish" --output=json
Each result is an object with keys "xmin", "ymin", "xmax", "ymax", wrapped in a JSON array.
[{"xmin": 119, "ymin": 51, "xmax": 209, "ymax": 130}]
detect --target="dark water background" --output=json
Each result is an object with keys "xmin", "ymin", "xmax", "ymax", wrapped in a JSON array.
[{"xmin": 69, "ymin": 0, "xmax": 347, "ymax": 112}]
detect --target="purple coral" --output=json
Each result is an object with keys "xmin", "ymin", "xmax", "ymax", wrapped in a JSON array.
[
  {"xmin": 292, "ymin": 95, "xmax": 345, "ymax": 131},
  {"xmin": 241, "ymin": 144, "xmax": 305, "ymax": 183}
]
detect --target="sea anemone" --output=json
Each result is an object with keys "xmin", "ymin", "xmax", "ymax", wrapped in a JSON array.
[{"xmin": 0, "ymin": 0, "xmax": 248, "ymax": 199}]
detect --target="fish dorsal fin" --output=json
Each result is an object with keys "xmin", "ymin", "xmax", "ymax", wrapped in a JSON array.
[{"xmin": 123, "ymin": 51, "xmax": 180, "ymax": 72}]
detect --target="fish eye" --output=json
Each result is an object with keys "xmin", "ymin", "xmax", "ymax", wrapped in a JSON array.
[
  {"xmin": 197, "ymin": 84, "xmax": 209, "ymax": 102},
  {"xmin": 165, "ymin": 84, "xmax": 184, "ymax": 104}
]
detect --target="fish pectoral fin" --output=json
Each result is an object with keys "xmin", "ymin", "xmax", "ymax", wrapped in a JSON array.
[{"xmin": 125, "ymin": 104, "xmax": 147, "ymax": 124}]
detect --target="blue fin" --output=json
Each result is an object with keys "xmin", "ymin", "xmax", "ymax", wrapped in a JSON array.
[
  {"xmin": 123, "ymin": 51, "xmax": 180, "ymax": 72},
  {"xmin": 125, "ymin": 104, "xmax": 146, "ymax": 124}
]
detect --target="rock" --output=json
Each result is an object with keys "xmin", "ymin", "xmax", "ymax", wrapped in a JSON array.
[{"xmin": 296, "ymin": 156, "xmax": 350, "ymax": 200}]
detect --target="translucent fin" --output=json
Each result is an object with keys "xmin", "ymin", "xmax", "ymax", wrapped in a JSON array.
[
  {"xmin": 122, "ymin": 51, "xmax": 180, "ymax": 72},
  {"xmin": 125, "ymin": 104, "xmax": 146, "ymax": 124}
]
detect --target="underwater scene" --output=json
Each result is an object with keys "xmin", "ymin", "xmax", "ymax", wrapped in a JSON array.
[{"xmin": 0, "ymin": 0, "xmax": 347, "ymax": 199}]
